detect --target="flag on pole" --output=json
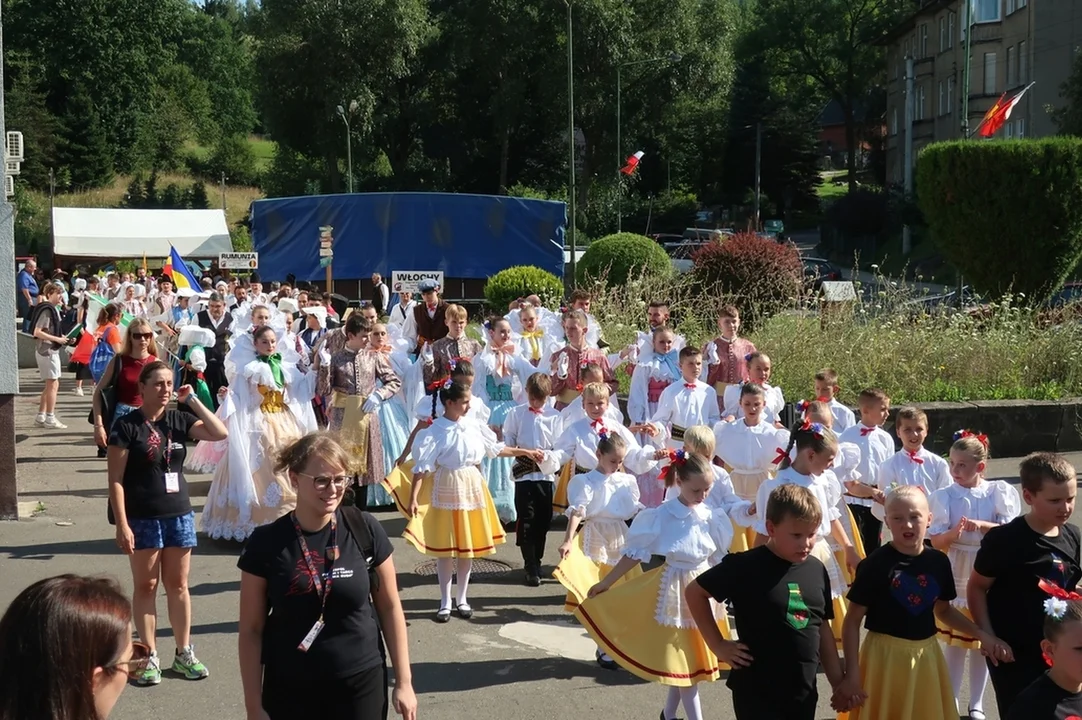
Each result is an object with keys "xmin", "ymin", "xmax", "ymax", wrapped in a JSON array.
[
  {"xmin": 977, "ymin": 82, "xmax": 1035, "ymax": 138},
  {"xmin": 620, "ymin": 151, "xmax": 645, "ymax": 176},
  {"xmin": 162, "ymin": 245, "xmax": 200, "ymax": 293},
  {"xmin": 88, "ymin": 292, "xmax": 135, "ymax": 327},
  {"xmin": 142, "ymin": 252, "xmax": 148, "ymax": 274}
]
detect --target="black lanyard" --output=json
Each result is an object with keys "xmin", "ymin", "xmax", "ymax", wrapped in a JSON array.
[
  {"xmin": 292, "ymin": 513, "xmax": 339, "ymax": 620},
  {"xmin": 145, "ymin": 418, "xmax": 172, "ymax": 469}
]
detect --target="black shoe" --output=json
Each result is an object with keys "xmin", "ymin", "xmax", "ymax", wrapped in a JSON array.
[
  {"xmin": 524, "ymin": 570, "xmax": 541, "ymax": 587},
  {"xmin": 595, "ymin": 649, "xmax": 618, "ymax": 670},
  {"xmin": 659, "ymin": 712, "xmax": 684, "ymax": 720},
  {"xmin": 456, "ymin": 603, "xmax": 474, "ymax": 619},
  {"xmin": 435, "ymin": 607, "xmax": 451, "ymax": 623}
]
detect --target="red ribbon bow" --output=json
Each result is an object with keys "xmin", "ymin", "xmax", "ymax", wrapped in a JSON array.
[
  {"xmin": 528, "ymin": 407, "xmax": 543, "ymax": 415},
  {"xmin": 684, "ymin": 382, "xmax": 696, "ymax": 389},
  {"xmin": 1039, "ymin": 578, "xmax": 1082, "ymax": 601},
  {"xmin": 575, "ymin": 383, "xmax": 584, "ymax": 392},
  {"xmin": 591, "ymin": 419, "xmax": 606, "ymax": 432},
  {"xmin": 906, "ymin": 450, "xmax": 924, "ymax": 465},
  {"xmin": 426, "ymin": 304, "xmax": 437, "ymax": 312},
  {"xmin": 772, "ymin": 447, "xmax": 788, "ymax": 465},
  {"xmin": 657, "ymin": 449, "xmax": 687, "ymax": 482},
  {"xmin": 817, "ymin": 396, "xmax": 831, "ymax": 403},
  {"xmin": 860, "ymin": 426, "xmax": 875, "ymax": 436}
]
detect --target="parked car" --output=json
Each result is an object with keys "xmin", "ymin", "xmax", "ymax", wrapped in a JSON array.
[
  {"xmin": 649, "ymin": 233, "xmax": 684, "ymax": 246},
  {"xmin": 682, "ymin": 227, "xmax": 728, "ymax": 242},
  {"xmin": 666, "ymin": 241, "xmax": 711, "ymax": 274},
  {"xmin": 802, "ymin": 257, "xmax": 843, "ymax": 291}
]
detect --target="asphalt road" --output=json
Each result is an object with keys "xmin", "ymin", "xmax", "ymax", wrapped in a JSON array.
[{"xmin": 2, "ymin": 370, "xmax": 1070, "ymax": 720}]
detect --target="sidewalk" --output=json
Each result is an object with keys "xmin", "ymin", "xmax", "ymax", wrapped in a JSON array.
[{"xmin": 2, "ymin": 369, "xmax": 1052, "ymax": 719}]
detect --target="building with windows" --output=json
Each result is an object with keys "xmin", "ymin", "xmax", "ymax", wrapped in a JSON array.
[{"xmin": 881, "ymin": 0, "xmax": 1082, "ymax": 186}]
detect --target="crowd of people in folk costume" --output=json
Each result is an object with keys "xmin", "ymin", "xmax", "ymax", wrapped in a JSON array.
[{"xmin": 49, "ymin": 264, "xmax": 1082, "ymax": 720}]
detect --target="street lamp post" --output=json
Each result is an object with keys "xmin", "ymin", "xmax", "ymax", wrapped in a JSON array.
[
  {"xmin": 615, "ymin": 52, "xmax": 681, "ymax": 233},
  {"xmin": 566, "ymin": 0, "xmax": 577, "ymax": 287},
  {"xmin": 335, "ymin": 100, "xmax": 358, "ymax": 193}
]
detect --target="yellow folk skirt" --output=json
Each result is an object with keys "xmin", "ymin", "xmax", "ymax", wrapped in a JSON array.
[
  {"xmin": 729, "ymin": 469, "xmax": 771, "ymax": 552},
  {"xmin": 834, "ymin": 504, "xmax": 868, "ymax": 585},
  {"xmin": 574, "ymin": 565, "xmax": 732, "ymax": 687},
  {"xmin": 936, "ymin": 606, "xmax": 981, "ymax": 650},
  {"xmin": 809, "ymin": 539, "xmax": 849, "ymax": 647},
  {"xmin": 552, "ymin": 533, "xmax": 643, "ymax": 612},
  {"xmin": 849, "ymin": 632, "xmax": 958, "ymax": 720},
  {"xmin": 552, "ymin": 461, "xmax": 574, "ymax": 514},
  {"xmin": 382, "ymin": 464, "xmax": 506, "ymax": 559}
]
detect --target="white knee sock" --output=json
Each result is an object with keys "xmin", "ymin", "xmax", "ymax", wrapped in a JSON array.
[
  {"xmin": 436, "ymin": 558, "xmax": 454, "ymax": 610},
  {"xmin": 455, "ymin": 558, "xmax": 473, "ymax": 606},
  {"xmin": 968, "ymin": 648, "xmax": 989, "ymax": 712},
  {"xmin": 663, "ymin": 687, "xmax": 681, "ymax": 719},
  {"xmin": 679, "ymin": 686, "xmax": 703, "ymax": 720},
  {"xmin": 943, "ymin": 644, "xmax": 967, "ymax": 703}
]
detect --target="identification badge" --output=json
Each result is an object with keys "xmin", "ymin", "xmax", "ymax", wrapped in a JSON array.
[
  {"xmin": 164, "ymin": 472, "xmax": 180, "ymax": 494},
  {"xmin": 298, "ymin": 619, "xmax": 325, "ymax": 652}
]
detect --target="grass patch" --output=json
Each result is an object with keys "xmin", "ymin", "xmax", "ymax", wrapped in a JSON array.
[{"xmin": 34, "ymin": 173, "xmax": 263, "ymax": 227}]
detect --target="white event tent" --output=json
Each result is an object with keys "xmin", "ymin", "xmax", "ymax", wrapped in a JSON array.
[{"xmin": 51, "ymin": 208, "xmax": 231, "ymax": 258}]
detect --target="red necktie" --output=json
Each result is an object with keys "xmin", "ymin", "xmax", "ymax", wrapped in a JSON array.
[
  {"xmin": 907, "ymin": 450, "xmax": 924, "ymax": 465},
  {"xmin": 529, "ymin": 407, "xmax": 543, "ymax": 415},
  {"xmin": 591, "ymin": 419, "xmax": 606, "ymax": 433},
  {"xmin": 684, "ymin": 383, "xmax": 696, "ymax": 389},
  {"xmin": 860, "ymin": 427, "xmax": 874, "ymax": 436}
]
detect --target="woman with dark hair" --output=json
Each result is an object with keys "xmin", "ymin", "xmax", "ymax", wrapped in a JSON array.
[
  {"xmin": 108, "ymin": 359, "xmax": 228, "ymax": 687},
  {"xmin": 0, "ymin": 574, "xmax": 150, "ymax": 720},
  {"xmin": 238, "ymin": 433, "xmax": 417, "ymax": 720}
]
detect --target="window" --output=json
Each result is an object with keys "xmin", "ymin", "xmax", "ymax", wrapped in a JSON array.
[
  {"xmin": 1007, "ymin": 45, "xmax": 1016, "ymax": 87},
  {"xmin": 920, "ymin": 24, "xmax": 928, "ymax": 58},
  {"xmin": 917, "ymin": 85, "xmax": 927, "ymax": 120},
  {"xmin": 974, "ymin": 0, "xmax": 1001, "ymax": 23},
  {"xmin": 947, "ymin": 76, "xmax": 956, "ymax": 115},
  {"xmin": 1007, "ymin": 0, "xmax": 1016, "ymax": 13},
  {"xmin": 938, "ymin": 80, "xmax": 945, "ymax": 116},
  {"xmin": 1018, "ymin": 117, "xmax": 1026, "ymax": 137},
  {"xmin": 1019, "ymin": 0, "xmax": 1027, "ymax": 7},
  {"xmin": 984, "ymin": 52, "xmax": 997, "ymax": 95},
  {"xmin": 1019, "ymin": 41, "xmax": 1027, "ymax": 82},
  {"xmin": 940, "ymin": 18, "xmax": 946, "ymax": 52},
  {"xmin": 892, "ymin": 108, "xmax": 898, "ymax": 136},
  {"xmin": 948, "ymin": 12, "xmax": 956, "ymax": 47},
  {"xmin": 1006, "ymin": 121, "xmax": 1014, "ymax": 139}
]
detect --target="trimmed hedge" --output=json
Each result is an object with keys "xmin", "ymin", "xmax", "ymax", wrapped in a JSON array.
[
  {"xmin": 916, "ymin": 139, "xmax": 1082, "ymax": 301},
  {"xmin": 484, "ymin": 265, "xmax": 564, "ymax": 312},
  {"xmin": 576, "ymin": 232, "xmax": 672, "ymax": 286}
]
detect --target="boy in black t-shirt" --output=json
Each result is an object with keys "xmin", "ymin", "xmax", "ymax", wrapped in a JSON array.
[
  {"xmin": 687, "ymin": 484, "xmax": 848, "ymax": 720},
  {"xmin": 1008, "ymin": 598, "xmax": 1082, "ymax": 720},
  {"xmin": 969, "ymin": 452, "xmax": 1082, "ymax": 718}
]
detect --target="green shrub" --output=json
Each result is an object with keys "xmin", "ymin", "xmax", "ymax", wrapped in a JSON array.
[
  {"xmin": 916, "ymin": 138, "xmax": 1082, "ymax": 302},
  {"xmin": 576, "ymin": 232, "xmax": 672, "ymax": 286},
  {"xmin": 484, "ymin": 265, "xmax": 564, "ymax": 313},
  {"xmin": 207, "ymin": 133, "xmax": 260, "ymax": 187}
]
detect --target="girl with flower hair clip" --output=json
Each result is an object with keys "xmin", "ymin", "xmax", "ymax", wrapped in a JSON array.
[
  {"xmin": 1007, "ymin": 587, "xmax": 1082, "ymax": 718},
  {"xmin": 928, "ymin": 430, "xmax": 1021, "ymax": 720}
]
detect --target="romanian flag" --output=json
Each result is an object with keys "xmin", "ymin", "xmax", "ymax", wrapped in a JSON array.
[
  {"xmin": 162, "ymin": 245, "xmax": 200, "ymax": 293},
  {"xmin": 977, "ymin": 82, "xmax": 1035, "ymax": 138}
]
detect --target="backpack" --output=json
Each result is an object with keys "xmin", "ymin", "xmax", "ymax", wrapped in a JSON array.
[
  {"xmin": 339, "ymin": 505, "xmax": 380, "ymax": 593},
  {"xmin": 89, "ymin": 331, "xmax": 117, "ymax": 383}
]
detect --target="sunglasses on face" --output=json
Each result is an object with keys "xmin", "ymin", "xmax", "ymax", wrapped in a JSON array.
[
  {"xmin": 110, "ymin": 641, "xmax": 151, "ymax": 678},
  {"xmin": 132, "ymin": 332, "xmax": 153, "ymax": 340},
  {"xmin": 297, "ymin": 473, "xmax": 351, "ymax": 491}
]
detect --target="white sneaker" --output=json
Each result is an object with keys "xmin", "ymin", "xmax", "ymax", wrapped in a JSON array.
[
  {"xmin": 43, "ymin": 417, "xmax": 67, "ymax": 429},
  {"xmin": 73, "ymin": 387, "xmax": 84, "ymax": 396},
  {"xmin": 34, "ymin": 414, "xmax": 46, "ymax": 427}
]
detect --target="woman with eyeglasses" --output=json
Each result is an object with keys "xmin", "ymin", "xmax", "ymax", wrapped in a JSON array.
[
  {"xmin": 108, "ymin": 360, "xmax": 228, "ymax": 687},
  {"xmin": 0, "ymin": 574, "xmax": 151, "ymax": 720},
  {"xmin": 238, "ymin": 433, "xmax": 417, "ymax": 720},
  {"xmin": 92, "ymin": 316, "xmax": 160, "ymax": 454}
]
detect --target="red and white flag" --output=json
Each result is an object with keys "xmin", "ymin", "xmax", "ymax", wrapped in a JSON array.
[
  {"xmin": 977, "ymin": 82, "xmax": 1035, "ymax": 138},
  {"xmin": 620, "ymin": 150, "xmax": 644, "ymax": 175}
]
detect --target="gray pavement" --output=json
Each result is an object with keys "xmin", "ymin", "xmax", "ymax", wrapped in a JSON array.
[{"xmin": 3, "ymin": 369, "xmax": 1065, "ymax": 719}]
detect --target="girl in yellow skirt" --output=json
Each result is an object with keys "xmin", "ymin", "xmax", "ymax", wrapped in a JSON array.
[
  {"xmin": 661, "ymin": 426, "xmax": 753, "ymax": 532},
  {"xmin": 580, "ymin": 454, "xmax": 734, "ymax": 720},
  {"xmin": 553, "ymin": 431, "xmax": 645, "ymax": 670},
  {"xmin": 835, "ymin": 486, "xmax": 1010, "ymax": 719},
  {"xmin": 714, "ymin": 383, "xmax": 790, "ymax": 552},
  {"xmin": 385, "ymin": 380, "xmax": 537, "ymax": 622},
  {"xmin": 928, "ymin": 432, "xmax": 1020, "ymax": 720},
  {"xmin": 755, "ymin": 420, "xmax": 859, "ymax": 644}
]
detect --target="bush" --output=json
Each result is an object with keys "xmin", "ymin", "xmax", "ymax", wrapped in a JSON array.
[
  {"xmin": 207, "ymin": 133, "xmax": 260, "ymax": 187},
  {"xmin": 484, "ymin": 266, "xmax": 564, "ymax": 313},
  {"xmin": 917, "ymin": 138, "xmax": 1082, "ymax": 302},
  {"xmin": 690, "ymin": 232, "xmax": 802, "ymax": 332},
  {"xmin": 576, "ymin": 232, "xmax": 672, "ymax": 286}
]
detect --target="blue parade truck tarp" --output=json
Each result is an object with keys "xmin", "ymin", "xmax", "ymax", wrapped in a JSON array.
[{"xmin": 250, "ymin": 192, "xmax": 567, "ymax": 282}]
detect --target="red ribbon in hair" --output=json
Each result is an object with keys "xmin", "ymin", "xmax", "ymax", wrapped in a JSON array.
[
  {"xmin": 953, "ymin": 429, "xmax": 989, "ymax": 448},
  {"xmin": 772, "ymin": 447, "xmax": 789, "ymax": 465},
  {"xmin": 1039, "ymin": 578, "xmax": 1082, "ymax": 601},
  {"xmin": 658, "ymin": 448, "xmax": 687, "ymax": 482}
]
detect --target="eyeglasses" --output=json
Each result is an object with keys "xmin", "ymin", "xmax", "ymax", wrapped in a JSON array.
[
  {"xmin": 296, "ymin": 472, "xmax": 351, "ymax": 491},
  {"xmin": 110, "ymin": 641, "xmax": 151, "ymax": 678},
  {"xmin": 131, "ymin": 332, "xmax": 153, "ymax": 340}
]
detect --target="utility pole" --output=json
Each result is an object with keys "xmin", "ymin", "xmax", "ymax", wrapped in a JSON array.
[
  {"xmin": 0, "ymin": 6, "xmax": 20, "ymax": 520},
  {"xmin": 903, "ymin": 55, "xmax": 915, "ymax": 255},
  {"xmin": 566, "ymin": 0, "xmax": 577, "ymax": 287},
  {"xmin": 220, "ymin": 172, "xmax": 227, "ymax": 215},
  {"xmin": 754, "ymin": 122, "xmax": 762, "ymax": 231},
  {"xmin": 616, "ymin": 63, "xmax": 621, "ymax": 233}
]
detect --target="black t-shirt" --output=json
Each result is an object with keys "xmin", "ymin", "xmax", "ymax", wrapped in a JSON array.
[
  {"xmin": 237, "ymin": 509, "xmax": 394, "ymax": 679},
  {"xmin": 109, "ymin": 409, "xmax": 197, "ymax": 520},
  {"xmin": 1007, "ymin": 672, "xmax": 1082, "ymax": 720},
  {"xmin": 847, "ymin": 544, "xmax": 955, "ymax": 640},
  {"xmin": 696, "ymin": 546, "xmax": 832, "ymax": 702},
  {"xmin": 974, "ymin": 517, "xmax": 1082, "ymax": 659}
]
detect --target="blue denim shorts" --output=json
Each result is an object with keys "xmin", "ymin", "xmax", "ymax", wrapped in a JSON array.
[{"xmin": 130, "ymin": 511, "xmax": 197, "ymax": 551}]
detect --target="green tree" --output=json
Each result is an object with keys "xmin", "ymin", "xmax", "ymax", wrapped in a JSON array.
[
  {"xmin": 175, "ymin": 8, "xmax": 257, "ymax": 139},
  {"xmin": 161, "ymin": 183, "xmax": 183, "ymax": 209},
  {"xmin": 3, "ymin": 52, "xmax": 61, "ymax": 190},
  {"xmin": 57, "ymin": 87, "xmax": 114, "ymax": 189},
  {"xmin": 1052, "ymin": 49, "xmax": 1082, "ymax": 137},
  {"xmin": 753, "ymin": 0, "xmax": 907, "ymax": 190},
  {"xmin": 123, "ymin": 174, "xmax": 146, "ymax": 208},
  {"xmin": 189, "ymin": 181, "xmax": 210, "ymax": 209},
  {"xmin": 208, "ymin": 134, "xmax": 259, "ymax": 186},
  {"xmin": 144, "ymin": 172, "xmax": 160, "ymax": 208}
]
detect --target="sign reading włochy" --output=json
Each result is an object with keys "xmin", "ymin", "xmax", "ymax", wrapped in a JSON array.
[{"xmin": 392, "ymin": 271, "xmax": 444, "ymax": 294}]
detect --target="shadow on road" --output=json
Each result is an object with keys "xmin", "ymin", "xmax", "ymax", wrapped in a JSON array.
[{"xmin": 410, "ymin": 657, "xmax": 646, "ymax": 693}]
